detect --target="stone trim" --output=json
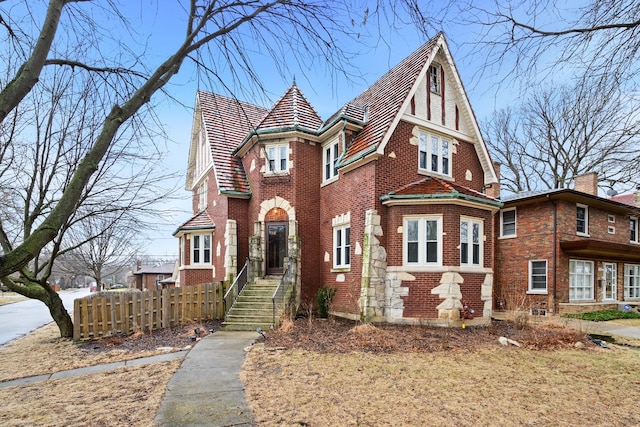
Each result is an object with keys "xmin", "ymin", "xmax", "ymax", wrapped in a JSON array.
[{"xmin": 359, "ymin": 210, "xmax": 387, "ymax": 322}]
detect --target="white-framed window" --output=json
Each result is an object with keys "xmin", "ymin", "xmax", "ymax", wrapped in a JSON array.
[
  {"xmin": 608, "ymin": 226, "xmax": 615, "ymax": 234},
  {"xmin": 631, "ymin": 217, "xmax": 638, "ymax": 243},
  {"xmin": 418, "ymin": 132, "xmax": 450, "ymax": 176},
  {"xmin": 460, "ymin": 218, "xmax": 483, "ymax": 267},
  {"xmin": 576, "ymin": 204, "xmax": 588, "ymax": 235},
  {"xmin": 265, "ymin": 143, "xmax": 288, "ymax": 173},
  {"xmin": 500, "ymin": 208, "xmax": 516, "ymax": 237},
  {"xmin": 323, "ymin": 140, "xmax": 339, "ymax": 182},
  {"xmin": 196, "ymin": 126, "xmax": 210, "ymax": 177},
  {"xmin": 569, "ymin": 259, "xmax": 594, "ymax": 301},
  {"xmin": 624, "ymin": 264, "xmax": 640, "ymax": 298},
  {"xmin": 529, "ymin": 260, "xmax": 548, "ymax": 293},
  {"xmin": 404, "ymin": 216, "xmax": 442, "ymax": 266},
  {"xmin": 333, "ymin": 225, "xmax": 351, "ymax": 268},
  {"xmin": 192, "ymin": 234, "xmax": 211, "ymax": 265},
  {"xmin": 429, "ymin": 64, "xmax": 440, "ymax": 94},
  {"xmin": 197, "ymin": 179, "xmax": 207, "ymax": 211},
  {"xmin": 608, "ymin": 214, "xmax": 615, "ymax": 223}
]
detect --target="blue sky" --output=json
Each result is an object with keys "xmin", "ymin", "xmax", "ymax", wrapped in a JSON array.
[{"xmin": 140, "ymin": 2, "xmax": 523, "ymax": 257}]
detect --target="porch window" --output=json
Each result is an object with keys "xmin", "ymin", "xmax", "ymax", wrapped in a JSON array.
[
  {"xmin": 404, "ymin": 216, "xmax": 442, "ymax": 266},
  {"xmin": 569, "ymin": 259, "xmax": 594, "ymax": 301},
  {"xmin": 631, "ymin": 217, "xmax": 638, "ymax": 243},
  {"xmin": 418, "ymin": 132, "xmax": 450, "ymax": 176},
  {"xmin": 624, "ymin": 264, "xmax": 640, "ymax": 298},
  {"xmin": 500, "ymin": 208, "xmax": 516, "ymax": 237},
  {"xmin": 333, "ymin": 225, "xmax": 351, "ymax": 268},
  {"xmin": 192, "ymin": 234, "xmax": 211, "ymax": 264},
  {"xmin": 529, "ymin": 260, "xmax": 547, "ymax": 293},
  {"xmin": 576, "ymin": 204, "xmax": 588, "ymax": 235},
  {"xmin": 323, "ymin": 140, "xmax": 339, "ymax": 182},
  {"xmin": 460, "ymin": 218, "xmax": 482, "ymax": 267},
  {"xmin": 265, "ymin": 143, "xmax": 288, "ymax": 173}
]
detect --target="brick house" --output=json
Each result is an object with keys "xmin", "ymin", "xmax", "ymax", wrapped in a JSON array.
[
  {"xmin": 130, "ymin": 262, "xmax": 176, "ymax": 291},
  {"xmin": 494, "ymin": 173, "xmax": 640, "ymax": 315},
  {"xmin": 174, "ymin": 32, "xmax": 501, "ymax": 326}
]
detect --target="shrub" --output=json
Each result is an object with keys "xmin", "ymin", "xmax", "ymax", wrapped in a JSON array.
[
  {"xmin": 563, "ymin": 309, "xmax": 640, "ymax": 322},
  {"xmin": 315, "ymin": 285, "xmax": 336, "ymax": 318}
]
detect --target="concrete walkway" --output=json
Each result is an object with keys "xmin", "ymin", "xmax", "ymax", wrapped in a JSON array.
[
  {"xmin": 560, "ymin": 318, "xmax": 640, "ymax": 341},
  {"xmin": 0, "ymin": 351, "xmax": 187, "ymax": 390},
  {"xmin": 154, "ymin": 331, "xmax": 259, "ymax": 427}
]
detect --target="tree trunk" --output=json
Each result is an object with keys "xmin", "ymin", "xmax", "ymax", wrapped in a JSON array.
[{"xmin": 44, "ymin": 289, "xmax": 74, "ymax": 339}]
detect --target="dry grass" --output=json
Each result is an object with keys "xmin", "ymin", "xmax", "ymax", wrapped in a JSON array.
[
  {"xmin": 0, "ymin": 293, "xmax": 27, "ymax": 305},
  {"xmin": 0, "ymin": 360, "xmax": 179, "ymax": 426},
  {"xmin": 0, "ymin": 323, "xmax": 173, "ymax": 382},
  {"xmin": 242, "ymin": 320, "xmax": 640, "ymax": 426}
]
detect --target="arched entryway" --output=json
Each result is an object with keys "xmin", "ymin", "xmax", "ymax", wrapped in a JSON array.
[{"xmin": 265, "ymin": 207, "xmax": 289, "ymax": 275}]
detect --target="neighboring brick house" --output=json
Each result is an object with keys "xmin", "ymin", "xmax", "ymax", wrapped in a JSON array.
[
  {"xmin": 174, "ymin": 32, "xmax": 501, "ymax": 325},
  {"xmin": 130, "ymin": 262, "xmax": 176, "ymax": 291},
  {"xmin": 494, "ymin": 173, "xmax": 640, "ymax": 315}
]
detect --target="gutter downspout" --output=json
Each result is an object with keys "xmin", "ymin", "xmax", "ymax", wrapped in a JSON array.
[{"xmin": 550, "ymin": 196, "xmax": 558, "ymax": 314}]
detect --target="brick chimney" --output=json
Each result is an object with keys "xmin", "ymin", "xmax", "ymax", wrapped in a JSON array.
[
  {"xmin": 574, "ymin": 172, "xmax": 598, "ymax": 196},
  {"xmin": 485, "ymin": 162, "xmax": 501, "ymax": 199}
]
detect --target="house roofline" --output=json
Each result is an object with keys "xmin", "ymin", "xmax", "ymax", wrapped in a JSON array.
[
  {"xmin": 502, "ymin": 188, "xmax": 640, "ymax": 213},
  {"xmin": 381, "ymin": 192, "xmax": 503, "ymax": 212}
]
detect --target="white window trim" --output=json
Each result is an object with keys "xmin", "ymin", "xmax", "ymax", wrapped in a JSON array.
[
  {"xmin": 500, "ymin": 208, "xmax": 517, "ymax": 238},
  {"xmin": 624, "ymin": 264, "xmax": 640, "ymax": 299},
  {"xmin": 333, "ymin": 224, "xmax": 351, "ymax": 269},
  {"xmin": 576, "ymin": 204, "xmax": 589, "ymax": 236},
  {"xmin": 569, "ymin": 259, "xmax": 594, "ymax": 301},
  {"xmin": 191, "ymin": 233, "xmax": 211, "ymax": 265},
  {"xmin": 264, "ymin": 143, "xmax": 289, "ymax": 174},
  {"xmin": 631, "ymin": 217, "xmax": 639, "ymax": 244},
  {"xmin": 418, "ymin": 131, "xmax": 451, "ymax": 177},
  {"xmin": 528, "ymin": 259, "xmax": 548, "ymax": 294},
  {"xmin": 323, "ymin": 139, "xmax": 339, "ymax": 183},
  {"xmin": 403, "ymin": 215, "xmax": 443, "ymax": 267},
  {"xmin": 460, "ymin": 216, "xmax": 483, "ymax": 268}
]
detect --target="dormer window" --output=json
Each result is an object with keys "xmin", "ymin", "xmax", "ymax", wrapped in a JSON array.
[
  {"xmin": 418, "ymin": 131, "xmax": 450, "ymax": 176},
  {"xmin": 265, "ymin": 143, "xmax": 288, "ymax": 174},
  {"xmin": 429, "ymin": 65, "xmax": 440, "ymax": 94}
]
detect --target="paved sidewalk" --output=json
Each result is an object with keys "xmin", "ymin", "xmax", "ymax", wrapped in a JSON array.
[
  {"xmin": 560, "ymin": 318, "xmax": 640, "ymax": 340},
  {"xmin": 154, "ymin": 331, "xmax": 259, "ymax": 427},
  {"xmin": 0, "ymin": 351, "xmax": 187, "ymax": 390}
]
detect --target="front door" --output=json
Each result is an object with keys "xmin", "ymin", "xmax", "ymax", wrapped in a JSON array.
[
  {"xmin": 603, "ymin": 262, "xmax": 617, "ymax": 301},
  {"xmin": 266, "ymin": 222, "xmax": 288, "ymax": 275}
]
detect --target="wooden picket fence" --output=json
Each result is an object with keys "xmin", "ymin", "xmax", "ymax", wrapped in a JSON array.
[{"xmin": 73, "ymin": 283, "xmax": 224, "ymax": 341}]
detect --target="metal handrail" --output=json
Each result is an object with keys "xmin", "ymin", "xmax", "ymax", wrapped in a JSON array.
[
  {"xmin": 223, "ymin": 258, "xmax": 249, "ymax": 318},
  {"xmin": 272, "ymin": 259, "xmax": 293, "ymax": 326}
]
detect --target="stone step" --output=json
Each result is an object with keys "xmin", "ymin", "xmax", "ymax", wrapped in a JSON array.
[{"xmin": 220, "ymin": 321, "xmax": 273, "ymax": 332}]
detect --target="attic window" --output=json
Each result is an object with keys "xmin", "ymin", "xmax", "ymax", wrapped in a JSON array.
[{"xmin": 429, "ymin": 65, "xmax": 440, "ymax": 94}]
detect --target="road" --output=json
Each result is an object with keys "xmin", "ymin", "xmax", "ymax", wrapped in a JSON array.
[{"xmin": 0, "ymin": 287, "xmax": 91, "ymax": 345}]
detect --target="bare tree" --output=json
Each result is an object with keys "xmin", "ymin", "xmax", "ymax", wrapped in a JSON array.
[
  {"xmin": 484, "ymin": 76, "xmax": 640, "ymax": 194},
  {"xmin": 0, "ymin": 60, "xmax": 176, "ymax": 335},
  {"xmin": 0, "ymin": 1, "xmax": 369, "ymax": 337}
]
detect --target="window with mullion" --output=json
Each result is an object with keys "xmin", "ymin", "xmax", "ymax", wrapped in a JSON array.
[
  {"xmin": 265, "ymin": 143, "xmax": 288, "ymax": 173},
  {"xmin": 192, "ymin": 234, "xmax": 211, "ymax": 265},
  {"xmin": 569, "ymin": 259, "xmax": 594, "ymax": 301},
  {"xmin": 624, "ymin": 264, "xmax": 640, "ymax": 298},
  {"xmin": 500, "ymin": 209, "xmax": 516, "ymax": 237},
  {"xmin": 631, "ymin": 217, "xmax": 638, "ymax": 243},
  {"xmin": 404, "ymin": 217, "xmax": 441, "ymax": 266},
  {"xmin": 576, "ymin": 204, "xmax": 588, "ymax": 235},
  {"xmin": 334, "ymin": 225, "xmax": 350, "ymax": 268},
  {"xmin": 323, "ymin": 141, "xmax": 339, "ymax": 182},
  {"xmin": 418, "ymin": 131, "xmax": 451, "ymax": 176},
  {"xmin": 460, "ymin": 218, "xmax": 482, "ymax": 267}
]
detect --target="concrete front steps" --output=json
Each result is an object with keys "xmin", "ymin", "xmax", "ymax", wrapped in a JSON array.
[{"xmin": 222, "ymin": 278, "xmax": 282, "ymax": 331}]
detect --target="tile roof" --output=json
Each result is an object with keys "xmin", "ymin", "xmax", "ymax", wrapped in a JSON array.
[
  {"xmin": 133, "ymin": 262, "xmax": 175, "ymax": 275},
  {"xmin": 611, "ymin": 193, "xmax": 635, "ymax": 206},
  {"xmin": 174, "ymin": 210, "xmax": 216, "ymax": 235},
  {"xmin": 198, "ymin": 91, "xmax": 268, "ymax": 194},
  {"xmin": 258, "ymin": 84, "xmax": 323, "ymax": 131},
  {"xmin": 337, "ymin": 34, "xmax": 440, "ymax": 164},
  {"xmin": 382, "ymin": 176, "xmax": 501, "ymax": 205}
]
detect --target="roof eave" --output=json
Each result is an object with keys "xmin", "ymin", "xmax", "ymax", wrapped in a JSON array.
[{"xmin": 380, "ymin": 192, "xmax": 503, "ymax": 212}]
